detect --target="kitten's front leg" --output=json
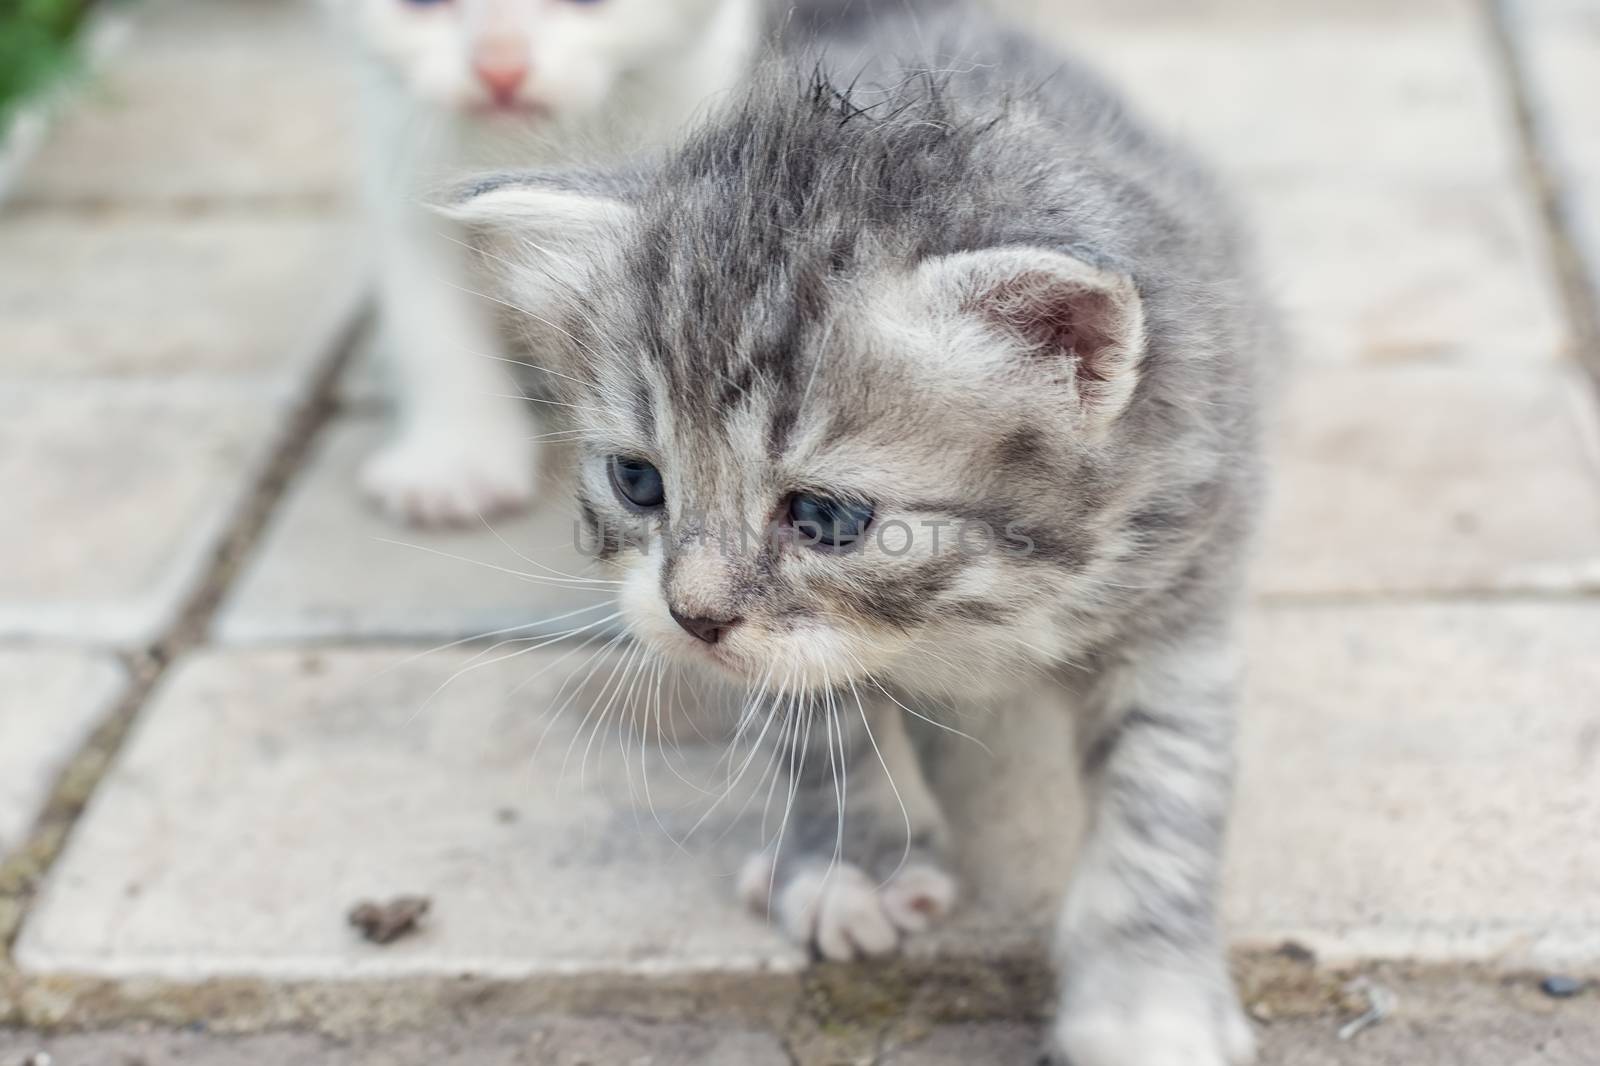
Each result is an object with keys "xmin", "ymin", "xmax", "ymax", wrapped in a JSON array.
[
  {"xmin": 739, "ymin": 696, "xmax": 958, "ymax": 960},
  {"xmin": 1047, "ymin": 629, "xmax": 1256, "ymax": 1066},
  {"xmin": 361, "ymin": 212, "xmax": 537, "ymax": 527}
]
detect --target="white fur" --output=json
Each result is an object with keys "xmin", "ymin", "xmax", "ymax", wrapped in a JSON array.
[
  {"xmin": 326, "ymin": 0, "xmax": 757, "ymax": 524},
  {"xmin": 1053, "ymin": 991, "xmax": 1257, "ymax": 1066},
  {"xmin": 739, "ymin": 856, "xmax": 958, "ymax": 962}
]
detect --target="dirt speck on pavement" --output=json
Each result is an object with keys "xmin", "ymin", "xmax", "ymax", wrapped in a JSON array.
[{"xmin": 347, "ymin": 896, "xmax": 430, "ymax": 946}]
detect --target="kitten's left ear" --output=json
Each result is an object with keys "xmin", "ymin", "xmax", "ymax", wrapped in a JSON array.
[
  {"xmin": 920, "ymin": 247, "xmax": 1146, "ymax": 421},
  {"xmin": 434, "ymin": 174, "xmax": 637, "ymax": 299}
]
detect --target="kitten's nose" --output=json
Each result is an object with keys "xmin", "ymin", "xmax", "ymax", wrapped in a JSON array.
[
  {"xmin": 472, "ymin": 33, "xmax": 528, "ymax": 105},
  {"xmin": 670, "ymin": 609, "xmax": 741, "ymax": 645}
]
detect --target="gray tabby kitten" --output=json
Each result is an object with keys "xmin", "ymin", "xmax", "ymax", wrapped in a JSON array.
[{"xmin": 449, "ymin": 3, "xmax": 1267, "ymax": 1063}]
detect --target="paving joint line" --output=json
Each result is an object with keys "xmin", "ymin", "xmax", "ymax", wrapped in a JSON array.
[
  {"xmin": 0, "ymin": 947, "xmax": 1585, "ymax": 1041},
  {"xmin": 1483, "ymin": 0, "xmax": 1600, "ymax": 410},
  {"xmin": 0, "ymin": 301, "xmax": 370, "ymax": 992},
  {"xmin": 1253, "ymin": 585, "xmax": 1600, "ymax": 607}
]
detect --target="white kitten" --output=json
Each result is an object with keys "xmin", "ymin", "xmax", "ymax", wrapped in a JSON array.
[{"xmin": 328, "ymin": 0, "xmax": 758, "ymax": 524}]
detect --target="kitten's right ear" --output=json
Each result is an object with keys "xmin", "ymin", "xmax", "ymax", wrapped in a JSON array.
[{"xmin": 434, "ymin": 175, "xmax": 637, "ymax": 298}]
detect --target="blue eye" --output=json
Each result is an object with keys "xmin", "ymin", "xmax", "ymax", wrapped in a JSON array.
[
  {"xmin": 788, "ymin": 493, "xmax": 874, "ymax": 550},
  {"xmin": 609, "ymin": 455, "xmax": 665, "ymax": 511}
]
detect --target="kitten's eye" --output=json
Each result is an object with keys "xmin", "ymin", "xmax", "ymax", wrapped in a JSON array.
[
  {"xmin": 788, "ymin": 493, "xmax": 874, "ymax": 550},
  {"xmin": 608, "ymin": 455, "xmax": 665, "ymax": 511}
]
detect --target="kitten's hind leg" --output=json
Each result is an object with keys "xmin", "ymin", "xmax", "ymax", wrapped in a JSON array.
[
  {"xmin": 739, "ymin": 694, "xmax": 957, "ymax": 961},
  {"xmin": 1045, "ymin": 628, "xmax": 1256, "ymax": 1066},
  {"xmin": 362, "ymin": 217, "xmax": 538, "ymax": 527}
]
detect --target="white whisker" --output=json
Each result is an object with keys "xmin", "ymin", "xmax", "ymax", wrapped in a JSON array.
[
  {"xmin": 474, "ymin": 512, "xmax": 612, "ymax": 584},
  {"xmin": 372, "ymin": 536, "xmax": 622, "ymax": 587},
  {"xmin": 847, "ymin": 673, "xmax": 913, "ymax": 886},
  {"xmin": 380, "ymin": 600, "xmax": 615, "ymax": 672},
  {"xmin": 408, "ymin": 611, "xmax": 622, "ymax": 723},
  {"xmin": 764, "ymin": 693, "xmax": 813, "ymax": 916}
]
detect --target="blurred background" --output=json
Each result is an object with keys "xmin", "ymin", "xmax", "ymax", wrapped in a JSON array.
[{"xmin": 1, "ymin": 0, "xmax": 1598, "ymax": 1063}]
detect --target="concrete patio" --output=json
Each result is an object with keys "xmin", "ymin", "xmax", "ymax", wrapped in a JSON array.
[{"xmin": 2, "ymin": 0, "xmax": 1598, "ymax": 1061}]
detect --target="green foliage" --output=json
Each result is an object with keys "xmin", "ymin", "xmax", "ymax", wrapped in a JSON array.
[{"xmin": 0, "ymin": 0, "xmax": 92, "ymax": 124}]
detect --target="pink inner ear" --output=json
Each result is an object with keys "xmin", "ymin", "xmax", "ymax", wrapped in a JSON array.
[{"xmin": 980, "ymin": 271, "xmax": 1125, "ymax": 387}]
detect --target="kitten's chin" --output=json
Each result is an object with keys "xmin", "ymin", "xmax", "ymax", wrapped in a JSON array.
[
  {"xmin": 673, "ymin": 638, "xmax": 746, "ymax": 677},
  {"xmin": 640, "ymin": 630, "xmax": 862, "ymax": 693},
  {"xmin": 465, "ymin": 99, "xmax": 553, "ymax": 121},
  {"xmin": 659, "ymin": 636, "xmax": 774, "ymax": 687}
]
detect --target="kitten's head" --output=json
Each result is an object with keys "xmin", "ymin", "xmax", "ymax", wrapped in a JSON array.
[
  {"xmin": 448, "ymin": 76, "xmax": 1244, "ymax": 699},
  {"xmin": 340, "ymin": 0, "xmax": 728, "ymax": 116}
]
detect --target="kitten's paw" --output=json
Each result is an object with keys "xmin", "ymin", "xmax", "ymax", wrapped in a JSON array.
[
  {"xmin": 1045, "ymin": 977, "xmax": 1256, "ymax": 1066},
  {"xmin": 737, "ymin": 855, "xmax": 957, "ymax": 961},
  {"xmin": 361, "ymin": 428, "xmax": 535, "ymax": 527}
]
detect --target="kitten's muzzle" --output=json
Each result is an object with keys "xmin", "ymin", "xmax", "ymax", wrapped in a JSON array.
[
  {"xmin": 669, "ymin": 609, "xmax": 741, "ymax": 646},
  {"xmin": 472, "ymin": 31, "xmax": 529, "ymax": 107}
]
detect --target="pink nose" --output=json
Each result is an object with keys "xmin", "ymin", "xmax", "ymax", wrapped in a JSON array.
[{"xmin": 473, "ymin": 36, "xmax": 528, "ymax": 104}]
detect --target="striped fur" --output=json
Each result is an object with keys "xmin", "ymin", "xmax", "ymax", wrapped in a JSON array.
[{"xmin": 452, "ymin": 4, "xmax": 1269, "ymax": 1062}]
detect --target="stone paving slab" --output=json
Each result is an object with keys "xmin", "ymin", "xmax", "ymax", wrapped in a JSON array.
[
  {"xmin": 1226, "ymin": 602, "xmax": 1600, "ymax": 965},
  {"xmin": 12, "ymin": 0, "xmax": 356, "ymax": 210},
  {"xmin": 1073, "ymin": 26, "xmax": 1566, "ymax": 366},
  {"xmin": 0, "ymin": 383, "xmax": 283, "ymax": 646},
  {"xmin": 0, "ymin": 214, "xmax": 363, "ymax": 383},
  {"xmin": 15, "ymin": 644, "xmax": 795, "ymax": 979},
  {"xmin": 1244, "ymin": 177, "xmax": 1562, "ymax": 365},
  {"xmin": 1257, "ymin": 365, "xmax": 1600, "ymax": 597},
  {"xmin": 0, "ymin": 650, "xmax": 124, "ymax": 861},
  {"xmin": 1082, "ymin": 25, "xmax": 1523, "ymax": 184},
  {"xmin": 20, "ymin": 602, "xmax": 1600, "ymax": 980},
  {"xmin": 0, "ymin": 1018, "xmax": 791, "ymax": 1066},
  {"xmin": 213, "ymin": 418, "xmax": 617, "ymax": 645}
]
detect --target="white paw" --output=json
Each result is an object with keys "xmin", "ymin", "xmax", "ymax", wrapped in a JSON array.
[
  {"xmin": 1049, "ymin": 986, "xmax": 1256, "ymax": 1066},
  {"xmin": 361, "ymin": 426, "xmax": 535, "ymax": 527},
  {"xmin": 738, "ymin": 856, "xmax": 957, "ymax": 962}
]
